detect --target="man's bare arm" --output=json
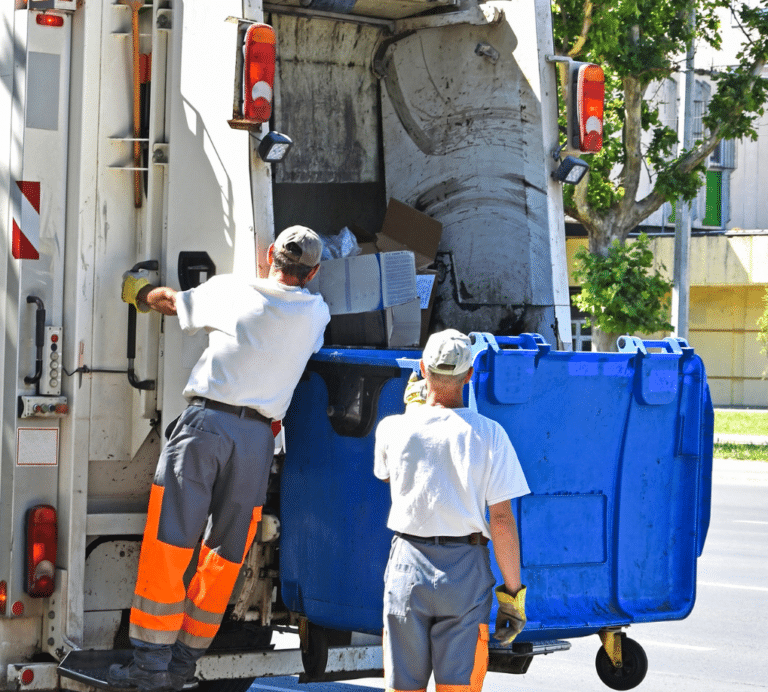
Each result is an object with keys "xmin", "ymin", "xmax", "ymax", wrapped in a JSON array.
[{"xmin": 489, "ymin": 499, "xmax": 523, "ymax": 595}]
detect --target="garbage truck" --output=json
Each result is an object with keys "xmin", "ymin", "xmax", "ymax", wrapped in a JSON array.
[{"xmin": 0, "ymin": 0, "xmax": 713, "ymax": 690}]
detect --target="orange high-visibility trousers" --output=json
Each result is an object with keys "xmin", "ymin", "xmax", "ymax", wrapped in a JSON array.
[
  {"xmin": 129, "ymin": 484, "xmax": 262, "ymax": 648},
  {"xmin": 129, "ymin": 404, "xmax": 275, "ymax": 649}
]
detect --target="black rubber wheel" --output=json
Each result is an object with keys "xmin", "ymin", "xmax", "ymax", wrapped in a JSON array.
[
  {"xmin": 301, "ymin": 622, "xmax": 329, "ymax": 681},
  {"xmin": 595, "ymin": 637, "xmax": 648, "ymax": 690}
]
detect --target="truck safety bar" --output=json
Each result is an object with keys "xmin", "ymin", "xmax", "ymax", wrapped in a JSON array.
[
  {"xmin": 126, "ymin": 260, "xmax": 158, "ymax": 390},
  {"xmin": 24, "ymin": 295, "xmax": 46, "ymax": 388}
]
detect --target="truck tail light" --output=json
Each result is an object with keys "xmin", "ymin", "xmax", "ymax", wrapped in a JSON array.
[
  {"xmin": 568, "ymin": 62, "xmax": 604, "ymax": 153},
  {"xmin": 35, "ymin": 12, "xmax": 65, "ymax": 27},
  {"xmin": 0, "ymin": 581, "xmax": 6, "ymax": 614},
  {"xmin": 243, "ymin": 24, "xmax": 276, "ymax": 123},
  {"xmin": 26, "ymin": 505, "xmax": 57, "ymax": 598}
]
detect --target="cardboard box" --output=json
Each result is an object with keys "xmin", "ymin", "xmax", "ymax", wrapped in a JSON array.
[
  {"xmin": 307, "ymin": 251, "xmax": 417, "ymax": 316},
  {"xmin": 325, "ymin": 299, "xmax": 422, "ymax": 348},
  {"xmin": 387, "ymin": 299, "xmax": 422, "ymax": 348},
  {"xmin": 417, "ymin": 269, "xmax": 438, "ymax": 346},
  {"xmin": 313, "ymin": 199, "xmax": 442, "ymax": 347},
  {"xmin": 378, "ymin": 199, "xmax": 442, "ymax": 343},
  {"xmin": 377, "ymin": 198, "xmax": 442, "ymax": 270},
  {"xmin": 326, "ymin": 311, "xmax": 387, "ymax": 347}
]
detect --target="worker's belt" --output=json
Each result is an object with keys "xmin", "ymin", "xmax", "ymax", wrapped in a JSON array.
[
  {"xmin": 189, "ymin": 397, "xmax": 272, "ymax": 425},
  {"xmin": 395, "ymin": 531, "xmax": 489, "ymax": 546}
]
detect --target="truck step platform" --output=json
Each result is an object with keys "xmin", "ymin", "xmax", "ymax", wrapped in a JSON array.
[
  {"xmin": 57, "ymin": 646, "xmax": 387, "ymax": 690},
  {"xmin": 57, "ymin": 650, "xmax": 154, "ymax": 691},
  {"xmin": 57, "ymin": 640, "xmax": 571, "ymax": 690}
]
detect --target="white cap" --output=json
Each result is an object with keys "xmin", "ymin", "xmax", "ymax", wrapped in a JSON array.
[
  {"xmin": 274, "ymin": 226, "xmax": 323, "ymax": 267},
  {"xmin": 422, "ymin": 329, "xmax": 472, "ymax": 375}
]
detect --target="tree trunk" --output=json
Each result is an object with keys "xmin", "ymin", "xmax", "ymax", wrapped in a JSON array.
[{"xmin": 591, "ymin": 326, "xmax": 621, "ymax": 353}]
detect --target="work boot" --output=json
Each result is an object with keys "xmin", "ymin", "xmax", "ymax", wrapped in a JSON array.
[
  {"xmin": 168, "ymin": 640, "xmax": 204, "ymax": 690},
  {"xmin": 167, "ymin": 665, "xmax": 198, "ymax": 691},
  {"xmin": 107, "ymin": 661, "xmax": 173, "ymax": 691}
]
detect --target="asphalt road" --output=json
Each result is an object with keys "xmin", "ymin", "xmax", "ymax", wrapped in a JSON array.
[
  {"xmin": 264, "ymin": 458, "xmax": 768, "ymax": 692},
  {"xmin": 479, "ymin": 460, "xmax": 768, "ymax": 692}
]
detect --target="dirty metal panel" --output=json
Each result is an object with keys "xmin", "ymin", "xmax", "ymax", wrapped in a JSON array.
[
  {"xmin": 84, "ymin": 540, "xmax": 141, "ymax": 610},
  {"xmin": 197, "ymin": 646, "xmax": 383, "ymax": 680},
  {"xmin": 379, "ymin": 8, "xmax": 560, "ymax": 336},
  {"xmin": 273, "ymin": 15, "xmax": 381, "ymax": 184},
  {"xmin": 267, "ymin": 0, "xmax": 458, "ymax": 20}
]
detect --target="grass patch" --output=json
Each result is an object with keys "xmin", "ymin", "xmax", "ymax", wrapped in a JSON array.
[
  {"xmin": 714, "ymin": 410, "xmax": 768, "ymax": 436},
  {"xmin": 713, "ymin": 443, "xmax": 767, "ymax": 462}
]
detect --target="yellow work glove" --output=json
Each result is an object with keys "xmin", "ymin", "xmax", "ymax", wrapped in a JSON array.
[
  {"xmin": 121, "ymin": 270, "xmax": 152, "ymax": 313},
  {"xmin": 494, "ymin": 585, "xmax": 527, "ymax": 646},
  {"xmin": 404, "ymin": 372, "xmax": 427, "ymax": 409}
]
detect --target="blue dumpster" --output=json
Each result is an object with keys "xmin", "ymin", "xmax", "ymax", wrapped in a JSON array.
[{"xmin": 279, "ymin": 334, "xmax": 714, "ymax": 686}]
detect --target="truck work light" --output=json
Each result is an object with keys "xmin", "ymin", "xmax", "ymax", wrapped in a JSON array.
[
  {"xmin": 554, "ymin": 155, "xmax": 589, "ymax": 185},
  {"xmin": 257, "ymin": 131, "xmax": 293, "ymax": 163}
]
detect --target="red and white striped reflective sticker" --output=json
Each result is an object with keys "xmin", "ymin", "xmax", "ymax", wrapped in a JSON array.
[{"xmin": 13, "ymin": 181, "xmax": 40, "ymax": 260}]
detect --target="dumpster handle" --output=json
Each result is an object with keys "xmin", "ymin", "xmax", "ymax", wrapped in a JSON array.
[
  {"xmin": 617, "ymin": 336, "xmax": 688, "ymax": 355},
  {"xmin": 470, "ymin": 333, "xmax": 551, "ymax": 364}
]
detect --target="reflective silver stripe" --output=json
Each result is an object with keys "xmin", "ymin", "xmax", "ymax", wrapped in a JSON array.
[
  {"xmin": 184, "ymin": 599, "xmax": 224, "ymax": 626},
  {"xmin": 132, "ymin": 593, "xmax": 185, "ymax": 617},
  {"xmin": 129, "ymin": 622, "xmax": 179, "ymax": 646},
  {"xmin": 177, "ymin": 629, "xmax": 215, "ymax": 650}
]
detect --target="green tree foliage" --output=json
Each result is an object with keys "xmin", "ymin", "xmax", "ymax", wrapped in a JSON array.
[
  {"xmin": 572, "ymin": 233, "xmax": 673, "ymax": 336},
  {"xmin": 552, "ymin": 1, "xmax": 768, "ymax": 249},
  {"xmin": 552, "ymin": 1, "xmax": 768, "ymax": 349}
]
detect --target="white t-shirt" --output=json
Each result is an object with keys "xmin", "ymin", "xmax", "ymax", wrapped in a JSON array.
[
  {"xmin": 176, "ymin": 274, "xmax": 330, "ymax": 420},
  {"xmin": 374, "ymin": 406, "xmax": 530, "ymax": 540}
]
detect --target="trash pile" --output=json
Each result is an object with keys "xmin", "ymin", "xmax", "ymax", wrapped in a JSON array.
[{"xmin": 308, "ymin": 198, "xmax": 442, "ymax": 348}]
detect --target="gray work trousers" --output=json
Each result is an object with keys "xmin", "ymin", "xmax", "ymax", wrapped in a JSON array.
[{"xmin": 383, "ymin": 535, "xmax": 495, "ymax": 691}]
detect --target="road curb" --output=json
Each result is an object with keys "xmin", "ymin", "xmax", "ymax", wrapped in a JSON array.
[{"xmin": 714, "ymin": 434, "xmax": 768, "ymax": 446}]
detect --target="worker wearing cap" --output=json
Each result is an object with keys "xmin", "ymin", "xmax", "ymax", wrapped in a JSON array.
[
  {"xmin": 374, "ymin": 329, "xmax": 530, "ymax": 692},
  {"xmin": 110, "ymin": 227, "xmax": 330, "ymax": 692}
]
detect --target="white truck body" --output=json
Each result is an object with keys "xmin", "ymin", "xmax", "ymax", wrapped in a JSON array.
[{"xmin": 0, "ymin": 1, "xmax": 570, "ymax": 688}]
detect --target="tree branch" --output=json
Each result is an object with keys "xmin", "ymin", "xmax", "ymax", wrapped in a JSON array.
[
  {"xmin": 567, "ymin": 1, "xmax": 593, "ymax": 59},
  {"xmin": 616, "ymin": 75, "xmax": 644, "ymax": 232},
  {"xmin": 675, "ymin": 56, "xmax": 766, "ymax": 175}
]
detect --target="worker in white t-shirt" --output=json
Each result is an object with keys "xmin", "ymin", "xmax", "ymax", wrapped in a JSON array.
[
  {"xmin": 110, "ymin": 226, "xmax": 330, "ymax": 692},
  {"xmin": 374, "ymin": 329, "xmax": 530, "ymax": 692}
]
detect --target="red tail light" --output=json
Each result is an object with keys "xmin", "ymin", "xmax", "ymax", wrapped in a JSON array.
[
  {"xmin": 574, "ymin": 63, "xmax": 604, "ymax": 153},
  {"xmin": 36, "ymin": 13, "xmax": 65, "ymax": 27},
  {"xmin": 243, "ymin": 24, "xmax": 276, "ymax": 123},
  {"xmin": 0, "ymin": 581, "xmax": 6, "ymax": 614},
  {"xmin": 26, "ymin": 505, "xmax": 57, "ymax": 598}
]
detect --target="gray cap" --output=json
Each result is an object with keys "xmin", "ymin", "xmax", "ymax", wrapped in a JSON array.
[
  {"xmin": 422, "ymin": 329, "xmax": 472, "ymax": 375},
  {"xmin": 274, "ymin": 226, "xmax": 323, "ymax": 267}
]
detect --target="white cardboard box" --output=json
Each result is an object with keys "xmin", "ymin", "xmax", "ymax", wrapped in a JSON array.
[
  {"xmin": 386, "ymin": 298, "xmax": 422, "ymax": 348},
  {"xmin": 307, "ymin": 250, "xmax": 417, "ymax": 316}
]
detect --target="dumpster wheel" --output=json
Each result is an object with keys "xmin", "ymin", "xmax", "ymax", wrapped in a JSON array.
[
  {"xmin": 300, "ymin": 620, "xmax": 329, "ymax": 681},
  {"xmin": 595, "ymin": 636, "xmax": 648, "ymax": 690}
]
